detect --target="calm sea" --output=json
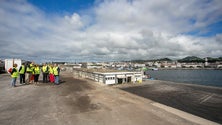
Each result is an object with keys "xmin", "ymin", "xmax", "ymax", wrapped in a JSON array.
[{"xmin": 145, "ymin": 69, "xmax": 222, "ymax": 87}]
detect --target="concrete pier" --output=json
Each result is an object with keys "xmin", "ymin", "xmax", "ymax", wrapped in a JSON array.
[
  {"xmin": 0, "ymin": 72, "xmax": 220, "ymax": 125},
  {"xmin": 119, "ymin": 79, "xmax": 222, "ymax": 124}
]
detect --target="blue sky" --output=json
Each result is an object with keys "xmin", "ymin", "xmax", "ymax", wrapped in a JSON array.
[
  {"xmin": 28, "ymin": 0, "xmax": 95, "ymax": 15},
  {"xmin": 0, "ymin": 0, "xmax": 222, "ymax": 63},
  {"xmin": 204, "ymin": 21, "xmax": 222, "ymax": 36}
]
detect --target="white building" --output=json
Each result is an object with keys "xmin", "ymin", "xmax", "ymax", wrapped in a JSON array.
[
  {"xmin": 133, "ymin": 63, "xmax": 146, "ymax": 68},
  {"xmin": 72, "ymin": 64, "xmax": 82, "ymax": 69},
  {"xmin": 73, "ymin": 69, "xmax": 143, "ymax": 85},
  {"xmin": 98, "ymin": 72, "xmax": 143, "ymax": 85},
  {"xmin": 145, "ymin": 61, "xmax": 154, "ymax": 67},
  {"xmin": 153, "ymin": 62, "xmax": 161, "ymax": 68},
  {"xmin": 176, "ymin": 62, "xmax": 182, "ymax": 68},
  {"xmin": 81, "ymin": 62, "xmax": 103, "ymax": 69},
  {"xmin": 205, "ymin": 58, "xmax": 208, "ymax": 67},
  {"xmin": 217, "ymin": 65, "xmax": 222, "ymax": 68},
  {"xmin": 64, "ymin": 63, "xmax": 82, "ymax": 69},
  {"xmin": 181, "ymin": 63, "xmax": 203, "ymax": 68}
]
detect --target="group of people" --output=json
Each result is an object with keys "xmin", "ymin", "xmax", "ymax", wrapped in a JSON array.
[{"xmin": 10, "ymin": 62, "xmax": 60, "ymax": 87}]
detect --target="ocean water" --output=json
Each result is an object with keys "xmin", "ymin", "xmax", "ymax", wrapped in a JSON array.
[{"xmin": 145, "ymin": 69, "xmax": 222, "ymax": 87}]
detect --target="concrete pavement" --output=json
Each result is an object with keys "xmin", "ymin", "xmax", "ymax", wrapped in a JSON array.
[
  {"xmin": 0, "ymin": 72, "xmax": 219, "ymax": 125},
  {"xmin": 120, "ymin": 79, "xmax": 222, "ymax": 124}
]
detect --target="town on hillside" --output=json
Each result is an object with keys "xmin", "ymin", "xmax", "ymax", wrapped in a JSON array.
[{"xmin": 1, "ymin": 56, "xmax": 222, "ymax": 73}]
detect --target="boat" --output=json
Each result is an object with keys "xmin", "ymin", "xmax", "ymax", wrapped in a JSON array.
[{"xmin": 152, "ymin": 68, "xmax": 158, "ymax": 71}]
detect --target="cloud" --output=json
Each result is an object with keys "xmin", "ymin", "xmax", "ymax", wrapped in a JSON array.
[{"xmin": 0, "ymin": 0, "xmax": 222, "ymax": 62}]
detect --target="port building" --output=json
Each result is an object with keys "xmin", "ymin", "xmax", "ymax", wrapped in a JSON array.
[{"xmin": 72, "ymin": 69, "xmax": 143, "ymax": 85}]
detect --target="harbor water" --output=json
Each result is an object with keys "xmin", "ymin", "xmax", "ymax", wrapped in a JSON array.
[{"xmin": 146, "ymin": 69, "xmax": 222, "ymax": 87}]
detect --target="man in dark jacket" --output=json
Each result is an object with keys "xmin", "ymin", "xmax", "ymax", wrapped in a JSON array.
[{"xmin": 19, "ymin": 63, "xmax": 26, "ymax": 84}]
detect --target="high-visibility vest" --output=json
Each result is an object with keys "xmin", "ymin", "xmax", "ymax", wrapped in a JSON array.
[
  {"xmin": 49, "ymin": 67, "xmax": 54, "ymax": 74},
  {"xmin": 42, "ymin": 66, "xmax": 48, "ymax": 73},
  {"xmin": 11, "ymin": 68, "xmax": 19, "ymax": 78},
  {"xmin": 26, "ymin": 64, "xmax": 33, "ymax": 73},
  {"xmin": 34, "ymin": 67, "xmax": 40, "ymax": 75},
  {"xmin": 53, "ymin": 67, "xmax": 59, "ymax": 76},
  {"xmin": 31, "ymin": 66, "xmax": 35, "ymax": 74},
  {"xmin": 19, "ymin": 65, "xmax": 25, "ymax": 74}
]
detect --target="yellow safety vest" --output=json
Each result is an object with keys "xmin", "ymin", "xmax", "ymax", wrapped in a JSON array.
[
  {"xmin": 42, "ymin": 66, "xmax": 48, "ymax": 73},
  {"xmin": 53, "ymin": 67, "xmax": 59, "ymax": 76},
  {"xmin": 26, "ymin": 64, "xmax": 33, "ymax": 73},
  {"xmin": 34, "ymin": 67, "xmax": 40, "ymax": 74},
  {"xmin": 19, "ymin": 65, "xmax": 25, "ymax": 74},
  {"xmin": 11, "ymin": 68, "xmax": 19, "ymax": 78},
  {"xmin": 49, "ymin": 67, "xmax": 54, "ymax": 74},
  {"xmin": 31, "ymin": 66, "xmax": 35, "ymax": 74}
]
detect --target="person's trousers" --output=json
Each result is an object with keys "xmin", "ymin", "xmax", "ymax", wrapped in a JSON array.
[
  {"xmin": 11, "ymin": 77, "xmax": 17, "ymax": 87},
  {"xmin": 34, "ymin": 74, "xmax": 39, "ymax": 82},
  {"xmin": 43, "ymin": 73, "xmax": 48, "ymax": 83},
  {"xmin": 54, "ymin": 75, "xmax": 59, "ymax": 85},
  {"xmin": 25, "ymin": 73, "xmax": 31, "ymax": 83},
  {"xmin": 49, "ymin": 74, "xmax": 55, "ymax": 83},
  {"xmin": 20, "ymin": 74, "xmax": 25, "ymax": 83}
]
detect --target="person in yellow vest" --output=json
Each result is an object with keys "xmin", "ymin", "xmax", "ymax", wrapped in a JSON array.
[
  {"xmin": 19, "ymin": 62, "xmax": 26, "ymax": 84},
  {"xmin": 10, "ymin": 64, "xmax": 19, "ymax": 87},
  {"xmin": 34, "ymin": 64, "xmax": 40, "ymax": 84},
  {"xmin": 25, "ymin": 62, "xmax": 35, "ymax": 84},
  {"xmin": 53, "ymin": 64, "xmax": 60, "ymax": 85},
  {"xmin": 49, "ymin": 64, "xmax": 54, "ymax": 83},
  {"xmin": 42, "ymin": 63, "xmax": 49, "ymax": 83},
  {"xmin": 25, "ymin": 63, "xmax": 32, "ymax": 84},
  {"xmin": 30, "ymin": 62, "xmax": 35, "ymax": 84}
]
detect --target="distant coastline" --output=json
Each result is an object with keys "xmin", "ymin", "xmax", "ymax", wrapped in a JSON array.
[{"xmin": 156, "ymin": 68, "xmax": 222, "ymax": 70}]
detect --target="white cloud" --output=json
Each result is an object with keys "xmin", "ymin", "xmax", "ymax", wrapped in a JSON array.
[{"xmin": 0, "ymin": 0, "xmax": 222, "ymax": 62}]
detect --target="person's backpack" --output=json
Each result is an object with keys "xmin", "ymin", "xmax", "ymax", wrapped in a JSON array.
[{"xmin": 8, "ymin": 68, "xmax": 12, "ymax": 74}]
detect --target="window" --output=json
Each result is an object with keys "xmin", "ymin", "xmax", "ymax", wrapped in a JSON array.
[{"xmin": 105, "ymin": 77, "xmax": 115, "ymax": 80}]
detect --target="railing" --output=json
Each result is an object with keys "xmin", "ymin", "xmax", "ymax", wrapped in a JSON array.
[{"xmin": 73, "ymin": 69, "xmax": 105, "ymax": 84}]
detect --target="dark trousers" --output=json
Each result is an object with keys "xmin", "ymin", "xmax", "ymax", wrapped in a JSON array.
[
  {"xmin": 43, "ymin": 73, "xmax": 48, "ymax": 83},
  {"xmin": 20, "ymin": 74, "xmax": 25, "ymax": 83},
  {"xmin": 34, "ymin": 74, "xmax": 39, "ymax": 82}
]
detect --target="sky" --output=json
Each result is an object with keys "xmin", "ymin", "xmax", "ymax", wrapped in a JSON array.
[{"xmin": 0, "ymin": 0, "xmax": 222, "ymax": 63}]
